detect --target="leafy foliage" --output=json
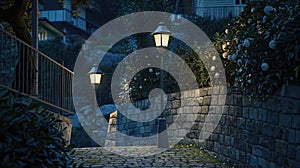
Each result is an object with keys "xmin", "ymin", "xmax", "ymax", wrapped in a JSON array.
[
  {"xmin": 119, "ymin": 0, "xmax": 177, "ymax": 15},
  {"xmin": 0, "ymin": 88, "xmax": 75, "ymax": 167},
  {"xmin": 39, "ymin": 38, "xmax": 82, "ymax": 70},
  {"xmin": 215, "ymin": 0, "xmax": 300, "ymax": 99}
]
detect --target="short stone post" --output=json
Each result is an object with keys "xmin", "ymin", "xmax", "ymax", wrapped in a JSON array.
[
  {"xmin": 104, "ymin": 111, "xmax": 117, "ymax": 147},
  {"xmin": 157, "ymin": 118, "xmax": 169, "ymax": 148}
]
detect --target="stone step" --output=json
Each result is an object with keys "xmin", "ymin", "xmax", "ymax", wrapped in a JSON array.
[{"xmin": 74, "ymin": 145, "xmax": 231, "ymax": 167}]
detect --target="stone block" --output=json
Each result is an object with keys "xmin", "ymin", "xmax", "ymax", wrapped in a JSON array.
[
  {"xmin": 252, "ymin": 145, "xmax": 263, "ymax": 157},
  {"xmin": 199, "ymin": 88, "xmax": 208, "ymax": 96},
  {"xmin": 197, "ymin": 97, "xmax": 204, "ymax": 106},
  {"xmin": 168, "ymin": 92, "xmax": 180, "ymax": 101},
  {"xmin": 226, "ymin": 94, "xmax": 233, "ymax": 105},
  {"xmin": 242, "ymin": 96, "xmax": 250, "ymax": 107},
  {"xmin": 275, "ymin": 140, "xmax": 287, "ymax": 156},
  {"xmin": 233, "ymin": 94, "xmax": 243, "ymax": 106},
  {"xmin": 267, "ymin": 111, "xmax": 279, "ymax": 125},
  {"xmin": 202, "ymin": 96, "xmax": 211, "ymax": 105},
  {"xmin": 207, "ymin": 88, "xmax": 212, "ymax": 95},
  {"xmin": 279, "ymin": 114, "xmax": 292, "ymax": 128},
  {"xmin": 214, "ymin": 142, "xmax": 220, "ymax": 153},
  {"xmin": 274, "ymin": 126, "xmax": 288, "ymax": 141},
  {"xmin": 258, "ymin": 158, "xmax": 268, "ymax": 168},
  {"xmin": 239, "ymin": 151, "xmax": 246, "ymax": 163},
  {"xmin": 194, "ymin": 89, "xmax": 200, "ymax": 97},
  {"xmin": 287, "ymin": 130, "xmax": 296, "ymax": 143},
  {"xmin": 287, "ymin": 144, "xmax": 297, "ymax": 160},
  {"xmin": 249, "ymin": 108, "xmax": 258, "ymax": 120},
  {"xmin": 145, "ymin": 125, "xmax": 152, "ymax": 133},
  {"xmin": 243, "ymin": 107, "xmax": 249, "ymax": 118},
  {"xmin": 237, "ymin": 117, "xmax": 246, "ymax": 129},
  {"xmin": 210, "ymin": 95, "xmax": 219, "ymax": 105},
  {"xmin": 288, "ymin": 159, "xmax": 300, "ymax": 168},
  {"xmin": 218, "ymin": 94, "xmax": 227, "ymax": 105},
  {"xmin": 245, "ymin": 119, "xmax": 256, "ymax": 131},
  {"xmin": 228, "ymin": 136, "xmax": 234, "ymax": 146},
  {"xmin": 255, "ymin": 121, "xmax": 263, "ymax": 134},
  {"xmin": 262, "ymin": 123, "xmax": 274, "ymax": 137},
  {"xmin": 201, "ymin": 106, "xmax": 209, "ymax": 114},
  {"xmin": 296, "ymin": 130, "xmax": 300, "ymax": 145},
  {"xmin": 211, "ymin": 86, "xmax": 220, "ymax": 95},
  {"xmin": 258, "ymin": 109, "xmax": 268, "ymax": 122},
  {"xmin": 286, "ymin": 100, "xmax": 300, "ymax": 114},
  {"xmin": 140, "ymin": 127, "xmax": 145, "ymax": 134},
  {"xmin": 297, "ymin": 146, "xmax": 300, "ymax": 161},
  {"xmin": 216, "ymin": 134, "xmax": 223, "ymax": 145},
  {"xmin": 270, "ymin": 162, "xmax": 276, "ymax": 168},
  {"xmin": 249, "ymin": 154, "xmax": 258, "ymax": 167},
  {"xmin": 292, "ymin": 115, "xmax": 300, "ymax": 129},
  {"xmin": 221, "ymin": 126, "xmax": 231, "ymax": 135}
]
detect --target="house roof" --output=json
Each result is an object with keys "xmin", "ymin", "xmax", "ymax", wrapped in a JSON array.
[
  {"xmin": 39, "ymin": 17, "xmax": 66, "ymax": 36},
  {"xmin": 51, "ymin": 21, "xmax": 91, "ymax": 40}
]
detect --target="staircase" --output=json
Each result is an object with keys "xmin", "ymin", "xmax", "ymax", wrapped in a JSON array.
[{"xmin": 0, "ymin": 28, "xmax": 74, "ymax": 115}]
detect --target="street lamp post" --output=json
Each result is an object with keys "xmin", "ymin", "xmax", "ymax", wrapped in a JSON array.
[
  {"xmin": 89, "ymin": 64, "xmax": 103, "ymax": 147},
  {"xmin": 152, "ymin": 22, "xmax": 172, "ymax": 148}
]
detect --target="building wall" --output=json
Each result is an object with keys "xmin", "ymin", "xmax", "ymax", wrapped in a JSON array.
[
  {"xmin": 202, "ymin": 0, "xmax": 234, "ymax": 7},
  {"xmin": 193, "ymin": 0, "xmax": 246, "ymax": 18}
]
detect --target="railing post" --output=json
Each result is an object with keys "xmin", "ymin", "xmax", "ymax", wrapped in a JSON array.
[
  {"xmin": 61, "ymin": 61, "xmax": 65, "ymax": 115},
  {"xmin": 32, "ymin": 0, "xmax": 39, "ymax": 96}
]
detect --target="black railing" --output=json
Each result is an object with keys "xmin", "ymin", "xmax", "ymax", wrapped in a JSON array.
[
  {"xmin": 40, "ymin": 9, "xmax": 86, "ymax": 30},
  {"xmin": 193, "ymin": 6, "xmax": 245, "ymax": 19},
  {"xmin": 0, "ymin": 29, "xmax": 74, "ymax": 115}
]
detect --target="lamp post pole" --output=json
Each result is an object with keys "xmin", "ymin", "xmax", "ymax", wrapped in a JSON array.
[
  {"xmin": 89, "ymin": 64, "xmax": 103, "ymax": 147},
  {"xmin": 152, "ymin": 22, "xmax": 172, "ymax": 148}
]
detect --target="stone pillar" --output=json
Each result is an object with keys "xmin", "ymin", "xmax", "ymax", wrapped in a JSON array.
[
  {"xmin": 157, "ymin": 118, "xmax": 169, "ymax": 148},
  {"xmin": 104, "ymin": 111, "xmax": 117, "ymax": 147}
]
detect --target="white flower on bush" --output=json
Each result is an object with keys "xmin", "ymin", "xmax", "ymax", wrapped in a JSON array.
[
  {"xmin": 269, "ymin": 40, "xmax": 277, "ymax": 49},
  {"xmin": 231, "ymin": 54, "xmax": 237, "ymax": 61},
  {"xmin": 237, "ymin": 59, "xmax": 242, "ymax": 66},
  {"xmin": 225, "ymin": 29, "xmax": 229, "ymax": 35},
  {"xmin": 262, "ymin": 16, "xmax": 267, "ymax": 23},
  {"xmin": 264, "ymin": 6, "xmax": 276, "ymax": 15},
  {"xmin": 212, "ymin": 55, "xmax": 217, "ymax": 61},
  {"xmin": 222, "ymin": 43, "xmax": 227, "ymax": 51},
  {"xmin": 251, "ymin": 8, "xmax": 256, "ymax": 13},
  {"xmin": 238, "ymin": 44, "xmax": 242, "ymax": 50},
  {"xmin": 261, "ymin": 63, "xmax": 269, "ymax": 71},
  {"xmin": 210, "ymin": 66, "xmax": 216, "ymax": 71},
  {"xmin": 244, "ymin": 39, "xmax": 250, "ymax": 48},
  {"xmin": 222, "ymin": 52, "xmax": 228, "ymax": 58},
  {"xmin": 214, "ymin": 73, "xmax": 220, "ymax": 79}
]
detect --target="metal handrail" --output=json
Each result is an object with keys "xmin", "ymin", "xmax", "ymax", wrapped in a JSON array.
[
  {"xmin": 193, "ymin": 5, "xmax": 246, "ymax": 18},
  {"xmin": 0, "ymin": 84, "xmax": 74, "ymax": 115},
  {"xmin": 0, "ymin": 28, "xmax": 74, "ymax": 114},
  {"xmin": 0, "ymin": 29, "xmax": 74, "ymax": 74}
]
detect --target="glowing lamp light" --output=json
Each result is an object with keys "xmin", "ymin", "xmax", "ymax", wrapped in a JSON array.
[
  {"xmin": 89, "ymin": 64, "xmax": 103, "ymax": 85},
  {"xmin": 152, "ymin": 22, "xmax": 172, "ymax": 47}
]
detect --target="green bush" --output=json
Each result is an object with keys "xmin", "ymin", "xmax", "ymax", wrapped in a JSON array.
[
  {"xmin": 215, "ymin": 0, "xmax": 300, "ymax": 99},
  {"xmin": 0, "ymin": 88, "xmax": 75, "ymax": 167}
]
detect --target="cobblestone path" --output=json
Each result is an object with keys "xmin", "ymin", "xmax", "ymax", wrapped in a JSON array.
[{"xmin": 74, "ymin": 145, "xmax": 230, "ymax": 168}]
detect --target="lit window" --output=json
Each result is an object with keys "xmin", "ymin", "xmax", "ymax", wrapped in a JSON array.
[{"xmin": 38, "ymin": 29, "xmax": 48, "ymax": 41}]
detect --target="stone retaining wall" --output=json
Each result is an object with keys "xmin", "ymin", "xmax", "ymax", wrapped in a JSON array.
[{"xmin": 115, "ymin": 87, "xmax": 300, "ymax": 167}]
